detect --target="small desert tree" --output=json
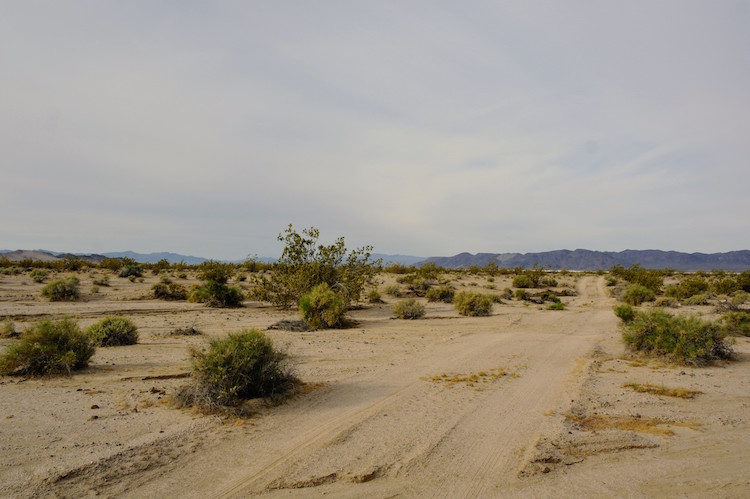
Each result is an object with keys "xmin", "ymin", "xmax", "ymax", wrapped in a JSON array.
[
  {"xmin": 189, "ymin": 261, "xmax": 243, "ymax": 307},
  {"xmin": 253, "ymin": 225, "xmax": 380, "ymax": 308}
]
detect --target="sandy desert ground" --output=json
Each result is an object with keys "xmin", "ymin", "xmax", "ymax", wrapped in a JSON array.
[{"xmin": 1, "ymin": 270, "xmax": 749, "ymax": 498}]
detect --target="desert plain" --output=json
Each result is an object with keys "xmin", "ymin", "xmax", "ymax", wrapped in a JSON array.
[{"xmin": 1, "ymin": 269, "xmax": 749, "ymax": 498}]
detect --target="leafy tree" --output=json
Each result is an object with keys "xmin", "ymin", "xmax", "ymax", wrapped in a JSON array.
[{"xmin": 253, "ymin": 225, "xmax": 380, "ymax": 308}]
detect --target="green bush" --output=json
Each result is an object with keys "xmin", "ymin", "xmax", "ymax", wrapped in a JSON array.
[
  {"xmin": 92, "ymin": 276, "xmax": 110, "ymax": 287},
  {"xmin": 367, "ymin": 289, "xmax": 384, "ymax": 303},
  {"xmin": 666, "ymin": 277, "xmax": 709, "ymax": 300},
  {"xmin": 515, "ymin": 289, "xmax": 529, "ymax": 301},
  {"xmin": 720, "ymin": 311, "xmax": 750, "ymax": 337},
  {"xmin": 177, "ymin": 329, "xmax": 296, "ymax": 408},
  {"xmin": 118, "ymin": 263, "xmax": 143, "ymax": 278},
  {"xmin": 501, "ymin": 288, "xmax": 513, "ymax": 300},
  {"xmin": 152, "ymin": 278, "xmax": 188, "ymax": 300},
  {"xmin": 683, "ymin": 294, "xmax": 709, "ymax": 306},
  {"xmin": 384, "ymin": 284, "xmax": 402, "ymax": 297},
  {"xmin": 1, "ymin": 318, "xmax": 19, "ymax": 338},
  {"xmin": 86, "ymin": 316, "xmax": 138, "ymax": 346},
  {"xmin": 41, "ymin": 277, "xmax": 80, "ymax": 301},
  {"xmin": 188, "ymin": 261, "xmax": 243, "ymax": 307},
  {"xmin": 613, "ymin": 304, "xmax": 635, "ymax": 322},
  {"xmin": 453, "ymin": 291, "xmax": 494, "ymax": 316},
  {"xmin": 654, "ymin": 297, "xmax": 678, "ymax": 307},
  {"xmin": 30, "ymin": 269, "xmax": 49, "ymax": 283},
  {"xmin": 539, "ymin": 275, "xmax": 558, "ymax": 287},
  {"xmin": 712, "ymin": 276, "xmax": 739, "ymax": 295},
  {"xmin": 609, "ymin": 264, "xmax": 663, "ymax": 293},
  {"xmin": 392, "ymin": 298, "xmax": 425, "ymax": 319},
  {"xmin": 621, "ymin": 309, "xmax": 732, "ymax": 365},
  {"xmin": 512, "ymin": 274, "xmax": 535, "ymax": 289},
  {"xmin": 620, "ymin": 284, "xmax": 655, "ymax": 306},
  {"xmin": 605, "ymin": 275, "xmax": 617, "ymax": 287},
  {"xmin": 426, "ymin": 284, "xmax": 455, "ymax": 303},
  {"xmin": 99, "ymin": 257, "xmax": 124, "ymax": 272},
  {"xmin": 547, "ymin": 301, "xmax": 565, "ymax": 310},
  {"xmin": 0, "ymin": 318, "xmax": 95, "ymax": 376},
  {"xmin": 254, "ymin": 225, "xmax": 380, "ymax": 308},
  {"xmin": 299, "ymin": 283, "xmax": 348, "ymax": 330}
]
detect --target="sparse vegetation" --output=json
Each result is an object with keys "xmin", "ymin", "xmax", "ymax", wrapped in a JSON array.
[
  {"xmin": 610, "ymin": 264, "xmax": 663, "ymax": 293},
  {"xmin": 613, "ymin": 304, "xmax": 635, "ymax": 323},
  {"xmin": 453, "ymin": 291, "xmax": 494, "ymax": 316},
  {"xmin": 174, "ymin": 329, "xmax": 296, "ymax": 409},
  {"xmin": 1, "ymin": 318, "xmax": 19, "ymax": 338},
  {"xmin": 41, "ymin": 277, "xmax": 80, "ymax": 301},
  {"xmin": 188, "ymin": 261, "xmax": 243, "ymax": 307},
  {"xmin": 547, "ymin": 301, "xmax": 565, "ymax": 310},
  {"xmin": 118, "ymin": 260, "xmax": 143, "ymax": 278},
  {"xmin": 366, "ymin": 289, "xmax": 384, "ymax": 303},
  {"xmin": 251, "ymin": 225, "xmax": 380, "ymax": 308},
  {"xmin": 426, "ymin": 284, "xmax": 455, "ymax": 303},
  {"xmin": 392, "ymin": 298, "xmax": 426, "ymax": 319},
  {"xmin": 30, "ymin": 269, "xmax": 49, "ymax": 283},
  {"xmin": 0, "ymin": 318, "xmax": 95, "ymax": 376},
  {"xmin": 720, "ymin": 311, "xmax": 750, "ymax": 336},
  {"xmin": 85, "ymin": 316, "xmax": 139, "ymax": 346},
  {"xmin": 152, "ymin": 277, "xmax": 188, "ymax": 301},
  {"xmin": 384, "ymin": 284, "xmax": 402, "ymax": 297},
  {"xmin": 621, "ymin": 308, "xmax": 732, "ymax": 365},
  {"xmin": 623, "ymin": 382, "xmax": 702, "ymax": 399},
  {"xmin": 299, "ymin": 283, "xmax": 348, "ymax": 329},
  {"xmin": 620, "ymin": 283, "xmax": 655, "ymax": 306}
]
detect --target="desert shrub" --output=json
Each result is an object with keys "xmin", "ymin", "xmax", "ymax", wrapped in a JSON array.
[
  {"xmin": 30, "ymin": 269, "xmax": 49, "ymax": 283},
  {"xmin": 712, "ymin": 276, "xmax": 739, "ymax": 295},
  {"xmin": 621, "ymin": 309, "xmax": 732, "ymax": 365},
  {"xmin": 150, "ymin": 258, "xmax": 171, "ymax": 275},
  {"xmin": 384, "ymin": 284, "xmax": 402, "ymax": 297},
  {"xmin": 539, "ymin": 275, "xmax": 558, "ymax": 288},
  {"xmin": 683, "ymin": 294, "xmax": 709, "ymax": 306},
  {"xmin": 720, "ymin": 311, "xmax": 750, "ymax": 337},
  {"xmin": 512, "ymin": 274, "xmax": 535, "ymax": 289},
  {"xmin": 620, "ymin": 284, "xmax": 655, "ymax": 306},
  {"xmin": 367, "ymin": 289, "xmax": 383, "ymax": 303},
  {"xmin": 92, "ymin": 276, "xmax": 110, "ymax": 287},
  {"xmin": 177, "ymin": 272, "xmax": 188, "ymax": 279},
  {"xmin": 299, "ymin": 283, "xmax": 347, "ymax": 330},
  {"xmin": 118, "ymin": 262, "xmax": 143, "ymax": 278},
  {"xmin": 501, "ymin": 288, "xmax": 513, "ymax": 300},
  {"xmin": 1, "ymin": 318, "xmax": 19, "ymax": 338},
  {"xmin": 86, "ymin": 316, "xmax": 138, "ymax": 346},
  {"xmin": 176, "ymin": 329, "xmax": 296, "ymax": 409},
  {"xmin": 383, "ymin": 263, "xmax": 415, "ymax": 274},
  {"xmin": 605, "ymin": 275, "xmax": 617, "ymax": 287},
  {"xmin": 731, "ymin": 291, "xmax": 749, "ymax": 306},
  {"xmin": 610, "ymin": 264, "xmax": 663, "ymax": 293},
  {"xmin": 99, "ymin": 257, "xmax": 124, "ymax": 272},
  {"xmin": 737, "ymin": 271, "xmax": 750, "ymax": 293},
  {"xmin": 614, "ymin": 304, "xmax": 635, "ymax": 322},
  {"xmin": 666, "ymin": 277, "xmax": 709, "ymax": 300},
  {"xmin": 515, "ymin": 289, "xmax": 529, "ymax": 301},
  {"xmin": 188, "ymin": 261, "xmax": 243, "ymax": 307},
  {"xmin": 0, "ymin": 318, "xmax": 95, "ymax": 376},
  {"xmin": 253, "ymin": 225, "xmax": 380, "ymax": 308},
  {"xmin": 547, "ymin": 301, "xmax": 565, "ymax": 310},
  {"xmin": 90, "ymin": 285, "xmax": 100, "ymax": 294},
  {"xmin": 453, "ymin": 291, "xmax": 494, "ymax": 316},
  {"xmin": 392, "ymin": 298, "xmax": 425, "ymax": 319},
  {"xmin": 426, "ymin": 284, "xmax": 455, "ymax": 303},
  {"xmin": 152, "ymin": 278, "xmax": 188, "ymax": 300},
  {"xmin": 654, "ymin": 297, "xmax": 678, "ymax": 308},
  {"xmin": 41, "ymin": 277, "xmax": 80, "ymax": 301}
]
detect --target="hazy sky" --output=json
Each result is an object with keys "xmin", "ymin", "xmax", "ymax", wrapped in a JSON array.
[{"xmin": 2, "ymin": 1, "xmax": 749, "ymax": 260}]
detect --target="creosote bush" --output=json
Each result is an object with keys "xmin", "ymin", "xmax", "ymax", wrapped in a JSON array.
[
  {"xmin": 720, "ymin": 311, "xmax": 750, "ymax": 337},
  {"xmin": 299, "ymin": 283, "xmax": 348, "ymax": 330},
  {"xmin": 1, "ymin": 318, "xmax": 19, "ymax": 338},
  {"xmin": 152, "ymin": 277, "xmax": 188, "ymax": 301},
  {"xmin": 188, "ymin": 261, "xmax": 243, "ymax": 308},
  {"xmin": 453, "ymin": 291, "xmax": 494, "ymax": 316},
  {"xmin": 86, "ymin": 316, "xmax": 138, "ymax": 346},
  {"xmin": 0, "ymin": 318, "xmax": 95, "ymax": 376},
  {"xmin": 426, "ymin": 284, "xmax": 455, "ymax": 303},
  {"xmin": 41, "ymin": 277, "xmax": 80, "ymax": 301},
  {"xmin": 620, "ymin": 284, "xmax": 655, "ymax": 306},
  {"xmin": 621, "ymin": 309, "xmax": 732, "ymax": 365},
  {"xmin": 176, "ymin": 329, "xmax": 296, "ymax": 409},
  {"xmin": 392, "ymin": 298, "xmax": 426, "ymax": 319},
  {"xmin": 367, "ymin": 289, "xmax": 384, "ymax": 303},
  {"xmin": 613, "ymin": 304, "xmax": 635, "ymax": 323},
  {"xmin": 30, "ymin": 269, "xmax": 49, "ymax": 283}
]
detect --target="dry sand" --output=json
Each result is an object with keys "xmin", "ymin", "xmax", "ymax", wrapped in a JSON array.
[{"xmin": 1, "ymin": 271, "xmax": 749, "ymax": 497}]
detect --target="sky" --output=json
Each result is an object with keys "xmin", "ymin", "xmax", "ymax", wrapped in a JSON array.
[{"xmin": 2, "ymin": 1, "xmax": 749, "ymax": 260}]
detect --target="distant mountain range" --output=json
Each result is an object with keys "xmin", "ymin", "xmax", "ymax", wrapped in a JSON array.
[
  {"xmin": 2, "ymin": 248, "xmax": 749, "ymax": 271},
  {"xmin": 422, "ymin": 249, "xmax": 750, "ymax": 271}
]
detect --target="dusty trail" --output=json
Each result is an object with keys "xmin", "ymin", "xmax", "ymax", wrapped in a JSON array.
[{"xmin": 127, "ymin": 276, "xmax": 612, "ymax": 498}]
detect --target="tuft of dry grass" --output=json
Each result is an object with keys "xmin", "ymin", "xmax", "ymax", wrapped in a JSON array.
[
  {"xmin": 568, "ymin": 414, "xmax": 701, "ymax": 436},
  {"xmin": 623, "ymin": 382, "xmax": 702, "ymax": 399},
  {"xmin": 425, "ymin": 367, "xmax": 507, "ymax": 388}
]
